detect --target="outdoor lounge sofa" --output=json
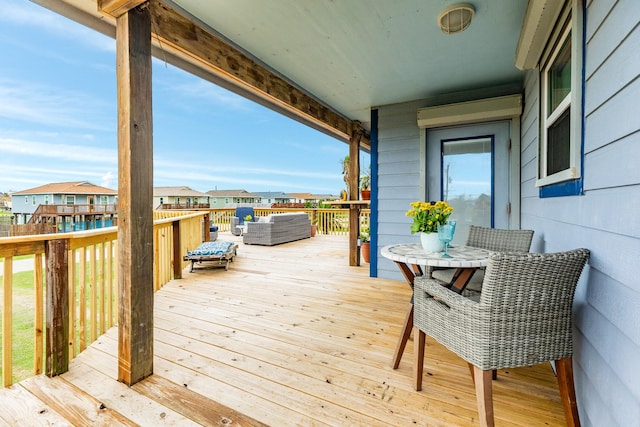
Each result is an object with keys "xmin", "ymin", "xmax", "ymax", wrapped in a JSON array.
[{"xmin": 243, "ymin": 212, "xmax": 311, "ymax": 246}]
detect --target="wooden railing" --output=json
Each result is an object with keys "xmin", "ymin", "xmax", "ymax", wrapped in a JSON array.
[
  {"xmin": 0, "ymin": 211, "xmax": 206, "ymax": 387},
  {"xmin": 207, "ymin": 207, "xmax": 370, "ymax": 235},
  {"xmin": 158, "ymin": 203, "xmax": 210, "ymax": 210},
  {"xmin": 0, "ymin": 208, "xmax": 367, "ymax": 387}
]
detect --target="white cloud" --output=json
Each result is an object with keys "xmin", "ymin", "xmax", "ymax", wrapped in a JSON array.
[
  {"xmin": 154, "ymin": 156, "xmax": 337, "ymax": 180},
  {"xmin": 0, "ymin": 79, "xmax": 113, "ymax": 130},
  {"xmin": 158, "ymin": 77, "xmax": 252, "ymax": 111},
  {"xmin": 101, "ymin": 171, "xmax": 115, "ymax": 188},
  {"xmin": 0, "ymin": 138, "xmax": 116, "ymax": 164}
]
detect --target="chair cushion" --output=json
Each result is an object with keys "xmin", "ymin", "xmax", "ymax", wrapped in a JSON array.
[{"xmin": 187, "ymin": 241, "xmax": 234, "ymax": 256}]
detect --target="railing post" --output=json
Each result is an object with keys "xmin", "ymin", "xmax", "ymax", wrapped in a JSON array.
[
  {"xmin": 203, "ymin": 213, "xmax": 210, "ymax": 242},
  {"xmin": 45, "ymin": 238, "xmax": 69, "ymax": 377},
  {"xmin": 173, "ymin": 220, "xmax": 182, "ymax": 280}
]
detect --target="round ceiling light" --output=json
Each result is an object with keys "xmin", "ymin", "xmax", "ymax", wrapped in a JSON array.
[{"xmin": 437, "ymin": 3, "xmax": 475, "ymax": 35}]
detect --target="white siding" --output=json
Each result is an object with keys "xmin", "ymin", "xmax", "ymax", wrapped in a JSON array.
[{"xmin": 520, "ymin": 1, "xmax": 640, "ymax": 425}]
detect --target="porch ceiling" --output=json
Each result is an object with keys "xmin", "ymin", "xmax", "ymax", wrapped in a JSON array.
[{"xmin": 170, "ymin": 0, "xmax": 528, "ymax": 130}]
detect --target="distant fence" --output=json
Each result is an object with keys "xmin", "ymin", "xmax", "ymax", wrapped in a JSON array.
[
  {"xmin": 10, "ymin": 223, "xmax": 57, "ymax": 237},
  {"xmin": 0, "ymin": 217, "xmax": 10, "ymax": 238}
]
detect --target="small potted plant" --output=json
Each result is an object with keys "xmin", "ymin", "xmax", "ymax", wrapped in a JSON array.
[
  {"xmin": 405, "ymin": 200, "xmax": 454, "ymax": 252},
  {"xmin": 359, "ymin": 226, "xmax": 371, "ymax": 263},
  {"xmin": 310, "ymin": 217, "xmax": 318, "ymax": 237},
  {"xmin": 360, "ymin": 166, "xmax": 371, "ymax": 201}
]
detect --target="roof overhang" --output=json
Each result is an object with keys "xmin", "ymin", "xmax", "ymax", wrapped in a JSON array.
[{"xmin": 515, "ymin": 0, "xmax": 565, "ymax": 70}]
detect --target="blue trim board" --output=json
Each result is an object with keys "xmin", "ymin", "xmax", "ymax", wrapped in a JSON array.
[
  {"xmin": 370, "ymin": 108, "xmax": 378, "ymax": 277},
  {"xmin": 539, "ymin": 179, "xmax": 582, "ymax": 198}
]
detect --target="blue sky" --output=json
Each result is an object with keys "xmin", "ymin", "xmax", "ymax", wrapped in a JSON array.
[{"xmin": 0, "ymin": 0, "xmax": 368, "ymax": 195}]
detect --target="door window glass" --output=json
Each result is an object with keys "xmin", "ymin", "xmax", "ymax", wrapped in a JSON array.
[{"xmin": 441, "ymin": 137, "xmax": 493, "ymax": 242}]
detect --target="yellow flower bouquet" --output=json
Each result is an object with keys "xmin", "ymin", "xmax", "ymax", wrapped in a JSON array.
[{"xmin": 405, "ymin": 201, "xmax": 454, "ymax": 234}]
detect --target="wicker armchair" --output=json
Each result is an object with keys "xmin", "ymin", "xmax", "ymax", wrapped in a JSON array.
[
  {"xmin": 414, "ymin": 248, "xmax": 590, "ymax": 427},
  {"xmin": 430, "ymin": 225, "xmax": 534, "ymax": 291}
]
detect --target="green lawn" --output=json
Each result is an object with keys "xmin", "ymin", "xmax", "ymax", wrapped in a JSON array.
[
  {"xmin": 0, "ymin": 270, "xmax": 39, "ymax": 383},
  {"xmin": 1, "ymin": 258, "xmax": 117, "ymax": 384}
]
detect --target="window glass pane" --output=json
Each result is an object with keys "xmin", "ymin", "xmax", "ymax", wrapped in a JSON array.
[
  {"xmin": 442, "ymin": 137, "xmax": 492, "ymax": 242},
  {"xmin": 547, "ymin": 108, "xmax": 571, "ymax": 175},
  {"xmin": 548, "ymin": 32, "xmax": 571, "ymax": 115}
]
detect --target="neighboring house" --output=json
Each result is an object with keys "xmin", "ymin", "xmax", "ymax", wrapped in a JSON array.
[
  {"xmin": 288, "ymin": 193, "xmax": 338, "ymax": 206},
  {"xmin": 153, "ymin": 186, "xmax": 210, "ymax": 209},
  {"xmin": 253, "ymin": 191, "xmax": 293, "ymax": 205},
  {"xmin": 0, "ymin": 193, "xmax": 11, "ymax": 211},
  {"xmin": 206, "ymin": 189, "xmax": 261, "ymax": 207},
  {"xmin": 10, "ymin": 181, "xmax": 117, "ymax": 227}
]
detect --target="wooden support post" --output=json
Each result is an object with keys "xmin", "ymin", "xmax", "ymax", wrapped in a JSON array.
[
  {"xmin": 348, "ymin": 123, "xmax": 361, "ymax": 266},
  {"xmin": 116, "ymin": 3, "xmax": 154, "ymax": 386},
  {"xmin": 172, "ymin": 220, "xmax": 182, "ymax": 280},
  {"xmin": 45, "ymin": 239, "xmax": 69, "ymax": 377}
]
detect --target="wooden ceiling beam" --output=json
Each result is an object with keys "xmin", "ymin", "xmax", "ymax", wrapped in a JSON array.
[
  {"xmin": 148, "ymin": 0, "xmax": 368, "ymax": 147},
  {"xmin": 99, "ymin": 0, "xmax": 147, "ymax": 18}
]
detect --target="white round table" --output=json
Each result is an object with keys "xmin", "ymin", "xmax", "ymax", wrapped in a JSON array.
[{"xmin": 381, "ymin": 243, "xmax": 490, "ymax": 369}]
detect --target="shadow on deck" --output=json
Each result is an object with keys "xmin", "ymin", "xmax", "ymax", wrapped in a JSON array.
[{"xmin": 0, "ymin": 233, "xmax": 568, "ymax": 426}]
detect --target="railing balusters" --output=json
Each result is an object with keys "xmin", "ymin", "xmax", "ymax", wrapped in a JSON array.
[
  {"xmin": 34, "ymin": 253, "xmax": 43, "ymax": 375},
  {"xmin": 68, "ymin": 247, "xmax": 76, "ymax": 360},
  {"xmin": 90, "ymin": 245, "xmax": 97, "ymax": 343},
  {"xmin": 78, "ymin": 247, "xmax": 87, "ymax": 352}
]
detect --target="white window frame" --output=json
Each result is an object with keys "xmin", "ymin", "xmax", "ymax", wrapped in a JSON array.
[
  {"xmin": 100, "ymin": 196, "xmax": 108, "ymax": 204},
  {"xmin": 66, "ymin": 196, "xmax": 75, "ymax": 205},
  {"xmin": 32, "ymin": 196, "xmax": 36, "ymax": 206},
  {"xmin": 536, "ymin": 4, "xmax": 583, "ymax": 187}
]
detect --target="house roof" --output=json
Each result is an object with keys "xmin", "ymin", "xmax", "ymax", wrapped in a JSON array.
[
  {"xmin": 287, "ymin": 192, "xmax": 337, "ymax": 200},
  {"xmin": 11, "ymin": 181, "xmax": 117, "ymax": 196},
  {"xmin": 287, "ymin": 193, "xmax": 315, "ymax": 200},
  {"xmin": 253, "ymin": 192, "xmax": 293, "ymax": 199},
  {"xmin": 153, "ymin": 186, "xmax": 210, "ymax": 197},
  {"xmin": 206, "ymin": 189, "xmax": 259, "ymax": 198}
]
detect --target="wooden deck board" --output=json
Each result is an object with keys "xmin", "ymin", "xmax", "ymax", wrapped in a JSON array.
[{"xmin": 2, "ymin": 233, "xmax": 569, "ymax": 426}]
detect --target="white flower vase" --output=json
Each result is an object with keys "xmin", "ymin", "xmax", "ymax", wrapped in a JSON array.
[{"xmin": 420, "ymin": 231, "xmax": 444, "ymax": 253}]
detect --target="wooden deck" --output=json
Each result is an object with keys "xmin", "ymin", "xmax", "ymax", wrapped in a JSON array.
[{"xmin": 0, "ymin": 233, "xmax": 569, "ymax": 426}]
